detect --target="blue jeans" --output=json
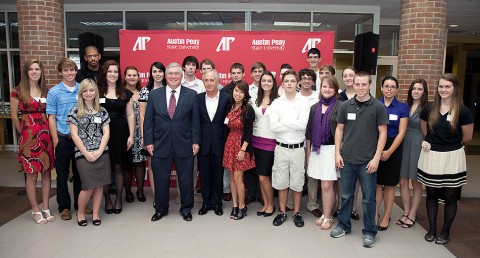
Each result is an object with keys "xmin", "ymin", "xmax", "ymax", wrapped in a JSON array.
[{"xmin": 337, "ymin": 162, "xmax": 377, "ymax": 237}]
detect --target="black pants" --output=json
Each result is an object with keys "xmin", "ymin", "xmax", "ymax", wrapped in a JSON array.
[{"xmin": 55, "ymin": 136, "xmax": 81, "ymax": 212}]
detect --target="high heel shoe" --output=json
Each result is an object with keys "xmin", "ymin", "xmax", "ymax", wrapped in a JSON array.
[
  {"xmin": 125, "ymin": 192, "xmax": 134, "ymax": 203},
  {"xmin": 230, "ymin": 207, "xmax": 239, "ymax": 219},
  {"xmin": 377, "ymin": 217, "xmax": 391, "ymax": 231},
  {"xmin": 104, "ymin": 208, "xmax": 113, "ymax": 214},
  {"xmin": 136, "ymin": 191, "xmax": 146, "ymax": 202},
  {"xmin": 234, "ymin": 207, "xmax": 247, "ymax": 220},
  {"xmin": 76, "ymin": 212, "xmax": 87, "ymax": 226},
  {"xmin": 113, "ymin": 208, "xmax": 122, "ymax": 214},
  {"xmin": 92, "ymin": 219, "xmax": 102, "ymax": 226}
]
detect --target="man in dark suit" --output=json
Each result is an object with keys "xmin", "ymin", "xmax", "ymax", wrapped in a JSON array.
[
  {"xmin": 197, "ymin": 70, "xmax": 231, "ymax": 216},
  {"xmin": 144, "ymin": 62, "xmax": 200, "ymax": 222}
]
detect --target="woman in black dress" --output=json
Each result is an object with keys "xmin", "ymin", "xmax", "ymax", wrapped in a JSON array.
[{"xmin": 98, "ymin": 60, "xmax": 134, "ymax": 214}]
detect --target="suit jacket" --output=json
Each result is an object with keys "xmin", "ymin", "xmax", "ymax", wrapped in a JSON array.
[
  {"xmin": 197, "ymin": 91, "xmax": 231, "ymax": 156},
  {"xmin": 143, "ymin": 86, "xmax": 200, "ymax": 158}
]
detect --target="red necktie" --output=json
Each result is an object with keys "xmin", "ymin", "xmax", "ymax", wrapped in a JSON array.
[{"xmin": 168, "ymin": 90, "xmax": 176, "ymax": 119}]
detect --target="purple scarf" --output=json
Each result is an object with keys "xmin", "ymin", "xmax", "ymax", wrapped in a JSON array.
[{"xmin": 312, "ymin": 96, "xmax": 336, "ymax": 153}]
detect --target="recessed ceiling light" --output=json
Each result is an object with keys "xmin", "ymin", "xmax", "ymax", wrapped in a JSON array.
[
  {"xmin": 449, "ymin": 24, "xmax": 459, "ymax": 28},
  {"xmin": 201, "ymin": 13, "xmax": 211, "ymax": 15},
  {"xmin": 338, "ymin": 40, "xmax": 354, "ymax": 43},
  {"xmin": 472, "ymin": 32, "xmax": 477, "ymax": 35}
]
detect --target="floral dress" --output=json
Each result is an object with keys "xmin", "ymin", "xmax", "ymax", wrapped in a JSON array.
[
  {"xmin": 132, "ymin": 100, "xmax": 147, "ymax": 163},
  {"xmin": 11, "ymin": 88, "xmax": 54, "ymax": 173},
  {"xmin": 222, "ymin": 108, "xmax": 255, "ymax": 172}
]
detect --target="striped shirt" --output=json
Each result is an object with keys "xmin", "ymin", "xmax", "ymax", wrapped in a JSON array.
[{"xmin": 46, "ymin": 81, "xmax": 79, "ymax": 135}]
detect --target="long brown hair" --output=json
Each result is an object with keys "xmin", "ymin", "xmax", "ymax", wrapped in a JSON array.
[
  {"xmin": 406, "ymin": 78, "xmax": 428, "ymax": 109},
  {"xmin": 428, "ymin": 73, "xmax": 462, "ymax": 134},
  {"xmin": 98, "ymin": 60, "xmax": 125, "ymax": 99},
  {"xmin": 256, "ymin": 71, "xmax": 278, "ymax": 107},
  {"xmin": 17, "ymin": 60, "xmax": 48, "ymax": 104}
]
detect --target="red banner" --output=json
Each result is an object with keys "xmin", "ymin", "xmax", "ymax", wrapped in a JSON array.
[{"xmin": 120, "ymin": 30, "xmax": 335, "ymax": 86}]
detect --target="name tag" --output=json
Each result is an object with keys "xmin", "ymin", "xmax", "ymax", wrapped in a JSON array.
[
  {"xmin": 446, "ymin": 115, "xmax": 451, "ymax": 121},
  {"xmin": 39, "ymin": 98, "xmax": 46, "ymax": 103},
  {"xmin": 347, "ymin": 113, "xmax": 356, "ymax": 120},
  {"xmin": 94, "ymin": 117, "xmax": 102, "ymax": 123},
  {"xmin": 224, "ymin": 118, "xmax": 229, "ymax": 125},
  {"xmin": 389, "ymin": 114, "xmax": 398, "ymax": 121},
  {"xmin": 99, "ymin": 98, "xmax": 106, "ymax": 104}
]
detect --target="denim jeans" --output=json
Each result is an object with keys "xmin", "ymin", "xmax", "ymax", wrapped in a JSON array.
[{"xmin": 337, "ymin": 162, "xmax": 377, "ymax": 237}]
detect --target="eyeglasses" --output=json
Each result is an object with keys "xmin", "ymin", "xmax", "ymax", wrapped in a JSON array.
[
  {"xmin": 301, "ymin": 77, "xmax": 313, "ymax": 81},
  {"xmin": 86, "ymin": 54, "xmax": 99, "ymax": 59},
  {"xmin": 382, "ymin": 85, "xmax": 397, "ymax": 90}
]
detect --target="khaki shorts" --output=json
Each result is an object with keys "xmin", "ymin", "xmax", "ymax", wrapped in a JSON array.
[{"xmin": 272, "ymin": 145, "xmax": 305, "ymax": 192}]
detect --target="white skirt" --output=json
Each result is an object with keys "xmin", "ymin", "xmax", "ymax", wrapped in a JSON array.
[
  {"xmin": 417, "ymin": 147, "xmax": 467, "ymax": 188},
  {"xmin": 307, "ymin": 145, "xmax": 339, "ymax": 181}
]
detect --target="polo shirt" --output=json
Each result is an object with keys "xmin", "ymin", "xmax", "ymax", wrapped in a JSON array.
[
  {"xmin": 379, "ymin": 97, "xmax": 409, "ymax": 138},
  {"xmin": 46, "ymin": 81, "xmax": 80, "ymax": 135},
  {"xmin": 336, "ymin": 96, "xmax": 389, "ymax": 164}
]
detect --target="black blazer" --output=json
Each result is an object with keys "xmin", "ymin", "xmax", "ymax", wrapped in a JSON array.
[
  {"xmin": 143, "ymin": 86, "xmax": 200, "ymax": 158},
  {"xmin": 226, "ymin": 104, "xmax": 255, "ymax": 155},
  {"xmin": 197, "ymin": 91, "xmax": 231, "ymax": 156}
]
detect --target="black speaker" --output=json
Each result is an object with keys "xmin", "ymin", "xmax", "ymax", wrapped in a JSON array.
[
  {"xmin": 78, "ymin": 32, "xmax": 104, "ymax": 68},
  {"xmin": 354, "ymin": 32, "xmax": 379, "ymax": 75}
]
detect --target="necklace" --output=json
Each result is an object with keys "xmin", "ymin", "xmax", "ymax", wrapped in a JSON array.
[{"xmin": 86, "ymin": 108, "xmax": 93, "ymax": 114}]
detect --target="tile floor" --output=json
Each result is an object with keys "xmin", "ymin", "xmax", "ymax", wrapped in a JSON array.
[{"xmin": 1, "ymin": 151, "xmax": 478, "ymax": 258}]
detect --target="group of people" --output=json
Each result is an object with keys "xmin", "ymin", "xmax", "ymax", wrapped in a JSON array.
[{"xmin": 12, "ymin": 46, "xmax": 473, "ymax": 248}]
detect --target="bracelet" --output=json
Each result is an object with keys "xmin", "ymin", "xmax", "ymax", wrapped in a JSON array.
[{"xmin": 240, "ymin": 150, "xmax": 245, "ymax": 152}]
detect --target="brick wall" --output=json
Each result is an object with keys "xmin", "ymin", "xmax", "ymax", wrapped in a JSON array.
[
  {"xmin": 397, "ymin": 0, "xmax": 447, "ymax": 101},
  {"xmin": 17, "ymin": 0, "xmax": 65, "ymax": 88}
]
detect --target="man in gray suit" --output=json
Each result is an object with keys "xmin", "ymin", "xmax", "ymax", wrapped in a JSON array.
[{"xmin": 144, "ymin": 62, "xmax": 201, "ymax": 222}]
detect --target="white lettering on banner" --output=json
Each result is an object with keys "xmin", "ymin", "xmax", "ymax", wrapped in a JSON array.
[
  {"xmin": 167, "ymin": 38, "xmax": 185, "ymax": 44},
  {"xmin": 216, "ymin": 37, "xmax": 236, "ymax": 52},
  {"xmin": 302, "ymin": 38, "xmax": 322, "ymax": 53},
  {"xmin": 133, "ymin": 36, "xmax": 151, "ymax": 51},
  {"xmin": 251, "ymin": 38, "xmax": 286, "ymax": 51}
]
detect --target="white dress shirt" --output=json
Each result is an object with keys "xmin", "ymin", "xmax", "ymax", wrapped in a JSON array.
[
  {"xmin": 269, "ymin": 94, "xmax": 310, "ymax": 144},
  {"xmin": 166, "ymin": 85, "xmax": 181, "ymax": 109},
  {"xmin": 249, "ymin": 83, "xmax": 258, "ymax": 103},
  {"xmin": 205, "ymin": 90, "xmax": 220, "ymax": 121}
]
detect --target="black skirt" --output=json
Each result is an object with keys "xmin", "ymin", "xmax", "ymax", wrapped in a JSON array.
[
  {"xmin": 253, "ymin": 147, "xmax": 274, "ymax": 177},
  {"xmin": 377, "ymin": 138, "xmax": 403, "ymax": 186}
]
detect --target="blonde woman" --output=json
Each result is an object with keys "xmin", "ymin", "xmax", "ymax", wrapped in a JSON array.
[{"xmin": 68, "ymin": 79, "xmax": 111, "ymax": 226}]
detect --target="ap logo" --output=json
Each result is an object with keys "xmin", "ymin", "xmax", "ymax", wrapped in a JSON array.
[
  {"xmin": 216, "ymin": 37, "xmax": 235, "ymax": 52},
  {"xmin": 133, "ymin": 36, "xmax": 151, "ymax": 51},
  {"xmin": 302, "ymin": 38, "xmax": 321, "ymax": 53}
]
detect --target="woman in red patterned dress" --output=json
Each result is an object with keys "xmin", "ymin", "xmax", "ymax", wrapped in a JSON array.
[
  {"xmin": 223, "ymin": 80, "xmax": 255, "ymax": 220},
  {"xmin": 10, "ymin": 60, "xmax": 54, "ymax": 224}
]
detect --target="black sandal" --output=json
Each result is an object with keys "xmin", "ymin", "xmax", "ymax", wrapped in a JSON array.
[
  {"xmin": 401, "ymin": 216, "xmax": 416, "ymax": 228},
  {"xmin": 396, "ymin": 214, "xmax": 408, "ymax": 225}
]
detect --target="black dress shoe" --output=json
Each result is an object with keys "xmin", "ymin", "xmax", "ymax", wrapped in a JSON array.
[
  {"xmin": 263, "ymin": 206, "xmax": 276, "ymax": 217},
  {"xmin": 151, "ymin": 213, "xmax": 163, "ymax": 221},
  {"xmin": 104, "ymin": 208, "xmax": 113, "ymax": 214},
  {"xmin": 214, "ymin": 206, "xmax": 223, "ymax": 216},
  {"xmin": 113, "ymin": 208, "xmax": 122, "ymax": 214},
  {"xmin": 424, "ymin": 233, "xmax": 436, "ymax": 242},
  {"xmin": 435, "ymin": 236, "xmax": 450, "ymax": 245},
  {"xmin": 257, "ymin": 210, "xmax": 265, "ymax": 216},
  {"xmin": 125, "ymin": 192, "xmax": 134, "ymax": 203},
  {"xmin": 182, "ymin": 213, "xmax": 193, "ymax": 221},
  {"xmin": 377, "ymin": 218, "xmax": 391, "ymax": 231},
  {"xmin": 198, "ymin": 206, "xmax": 211, "ymax": 215},
  {"xmin": 136, "ymin": 191, "xmax": 146, "ymax": 202}
]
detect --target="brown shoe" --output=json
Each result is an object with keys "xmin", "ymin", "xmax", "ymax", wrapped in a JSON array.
[
  {"xmin": 222, "ymin": 193, "xmax": 232, "ymax": 201},
  {"xmin": 175, "ymin": 196, "xmax": 181, "ymax": 204},
  {"xmin": 84, "ymin": 207, "xmax": 93, "ymax": 215},
  {"xmin": 310, "ymin": 208, "xmax": 323, "ymax": 217},
  {"xmin": 60, "ymin": 209, "xmax": 72, "ymax": 221}
]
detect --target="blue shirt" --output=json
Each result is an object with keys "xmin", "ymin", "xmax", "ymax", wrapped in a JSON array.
[
  {"xmin": 46, "ymin": 81, "xmax": 80, "ymax": 135},
  {"xmin": 380, "ymin": 97, "xmax": 409, "ymax": 138}
]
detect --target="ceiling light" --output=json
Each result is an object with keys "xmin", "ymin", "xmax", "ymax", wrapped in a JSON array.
[
  {"xmin": 449, "ymin": 24, "xmax": 459, "ymax": 28},
  {"xmin": 201, "ymin": 13, "xmax": 211, "ymax": 15},
  {"xmin": 274, "ymin": 22, "xmax": 321, "ymax": 27},
  {"xmin": 338, "ymin": 40, "xmax": 354, "ymax": 43},
  {"xmin": 80, "ymin": 21, "xmax": 123, "ymax": 26}
]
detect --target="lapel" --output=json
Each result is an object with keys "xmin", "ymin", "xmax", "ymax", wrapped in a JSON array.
[
  {"xmin": 159, "ymin": 87, "xmax": 170, "ymax": 118},
  {"xmin": 211, "ymin": 91, "xmax": 227, "ymax": 122},
  {"xmin": 199, "ymin": 93, "xmax": 210, "ymax": 122}
]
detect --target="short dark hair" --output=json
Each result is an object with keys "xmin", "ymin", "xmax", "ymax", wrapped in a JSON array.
[
  {"xmin": 230, "ymin": 63, "xmax": 244, "ymax": 73},
  {"xmin": 281, "ymin": 69, "xmax": 299, "ymax": 82},
  {"xmin": 381, "ymin": 76, "xmax": 399, "ymax": 88},
  {"xmin": 280, "ymin": 63, "xmax": 293, "ymax": 70},
  {"xmin": 307, "ymin": 48, "xmax": 321, "ymax": 58},
  {"xmin": 319, "ymin": 64, "xmax": 335, "ymax": 75},
  {"xmin": 182, "ymin": 56, "xmax": 199, "ymax": 69},
  {"xmin": 200, "ymin": 59, "xmax": 215, "ymax": 69},
  {"xmin": 298, "ymin": 68, "xmax": 317, "ymax": 84},
  {"xmin": 251, "ymin": 62, "xmax": 266, "ymax": 73}
]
